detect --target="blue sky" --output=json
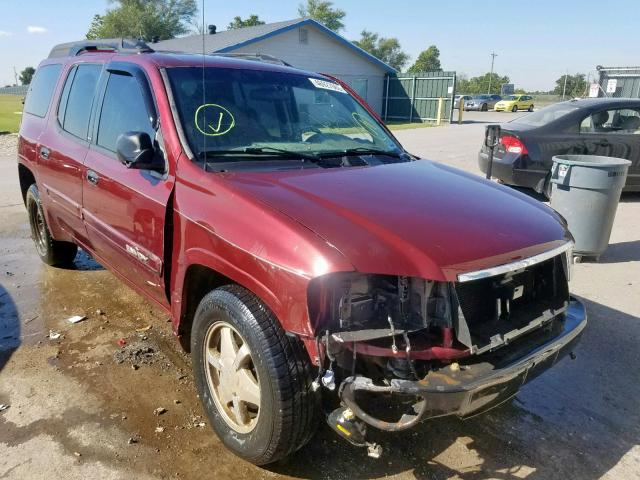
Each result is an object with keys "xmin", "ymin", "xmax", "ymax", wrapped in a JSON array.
[{"xmin": 1, "ymin": 0, "xmax": 638, "ymax": 90}]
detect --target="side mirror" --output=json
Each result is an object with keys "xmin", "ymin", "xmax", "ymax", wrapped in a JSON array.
[{"xmin": 116, "ymin": 132, "xmax": 161, "ymax": 171}]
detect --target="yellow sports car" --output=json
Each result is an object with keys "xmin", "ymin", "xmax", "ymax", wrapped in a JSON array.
[{"xmin": 494, "ymin": 95, "xmax": 535, "ymax": 112}]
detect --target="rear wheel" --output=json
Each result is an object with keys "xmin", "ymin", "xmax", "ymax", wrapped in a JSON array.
[
  {"xmin": 481, "ymin": 103, "xmax": 488, "ymax": 111},
  {"xmin": 528, "ymin": 104, "xmax": 534, "ymax": 112},
  {"xmin": 512, "ymin": 105, "xmax": 518, "ymax": 112},
  {"xmin": 191, "ymin": 285, "xmax": 319, "ymax": 465},
  {"xmin": 26, "ymin": 184, "xmax": 77, "ymax": 266}
]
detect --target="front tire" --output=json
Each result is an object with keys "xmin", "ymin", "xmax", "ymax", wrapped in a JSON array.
[
  {"xmin": 191, "ymin": 285, "xmax": 319, "ymax": 465},
  {"xmin": 26, "ymin": 184, "xmax": 77, "ymax": 266},
  {"xmin": 528, "ymin": 104, "xmax": 534, "ymax": 112},
  {"xmin": 481, "ymin": 103, "xmax": 488, "ymax": 111},
  {"xmin": 512, "ymin": 105, "xmax": 518, "ymax": 112}
]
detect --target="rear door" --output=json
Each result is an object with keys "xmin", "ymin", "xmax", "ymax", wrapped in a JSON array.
[
  {"xmin": 82, "ymin": 62, "xmax": 173, "ymax": 306},
  {"xmin": 34, "ymin": 62, "xmax": 101, "ymax": 243}
]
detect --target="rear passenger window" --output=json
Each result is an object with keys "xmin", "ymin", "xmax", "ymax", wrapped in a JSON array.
[
  {"xmin": 96, "ymin": 73, "xmax": 155, "ymax": 152},
  {"xmin": 59, "ymin": 64, "xmax": 101, "ymax": 140},
  {"xmin": 23, "ymin": 64, "xmax": 62, "ymax": 118}
]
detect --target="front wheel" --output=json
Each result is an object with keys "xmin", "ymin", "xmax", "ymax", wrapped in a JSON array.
[
  {"xmin": 26, "ymin": 184, "xmax": 77, "ymax": 266},
  {"xmin": 481, "ymin": 103, "xmax": 488, "ymax": 111},
  {"xmin": 191, "ymin": 285, "xmax": 319, "ymax": 465},
  {"xmin": 512, "ymin": 105, "xmax": 518, "ymax": 112},
  {"xmin": 528, "ymin": 104, "xmax": 534, "ymax": 112}
]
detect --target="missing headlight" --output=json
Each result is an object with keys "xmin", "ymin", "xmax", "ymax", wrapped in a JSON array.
[{"xmin": 307, "ymin": 273, "xmax": 454, "ymax": 338}]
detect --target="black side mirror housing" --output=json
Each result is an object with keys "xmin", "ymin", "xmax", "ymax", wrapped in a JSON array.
[{"xmin": 116, "ymin": 131, "xmax": 161, "ymax": 171}]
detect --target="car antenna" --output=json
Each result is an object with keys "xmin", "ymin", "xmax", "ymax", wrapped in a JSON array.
[{"xmin": 201, "ymin": 0, "xmax": 207, "ymax": 172}]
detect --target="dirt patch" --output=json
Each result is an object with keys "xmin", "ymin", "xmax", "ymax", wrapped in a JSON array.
[{"xmin": 113, "ymin": 338, "xmax": 167, "ymax": 368}]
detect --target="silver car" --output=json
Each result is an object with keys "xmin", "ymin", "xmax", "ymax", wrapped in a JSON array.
[
  {"xmin": 465, "ymin": 94, "xmax": 502, "ymax": 111},
  {"xmin": 454, "ymin": 95, "xmax": 473, "ymax": 109}
]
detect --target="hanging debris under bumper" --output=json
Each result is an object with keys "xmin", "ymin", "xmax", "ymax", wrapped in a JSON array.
[{"xmin": 336, "ymin": 298, "xmax": 586, "ymax": 432}]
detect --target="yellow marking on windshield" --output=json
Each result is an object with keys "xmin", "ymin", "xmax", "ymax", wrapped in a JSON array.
[{"xmin": 195, "ymin": 104, "xmax": 235, "ymax": 136}]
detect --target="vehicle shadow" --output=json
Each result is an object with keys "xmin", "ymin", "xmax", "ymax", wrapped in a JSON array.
[
  {"xmin": 598, "ymin": 240, "xmax": 640, "ymax": 263},
  {"xmin": 0, "ymin": 283, "xmax": 20, "ymax": 373},
  {"xmin": 269, "ymin": 298, "xmax": 638, "ymax": 480}
]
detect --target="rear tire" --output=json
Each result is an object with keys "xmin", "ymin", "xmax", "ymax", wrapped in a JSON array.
[
  {"xmin": 191, "ymin": 285, "xmax": 319, "ymax": 465},
  {"xmin": 26, "ymin": 184, "xmax": 77, "ymax": 266},
  {"xmin": 528, "ymin": 104, "xmax": 534, "ymax": 112},
  {"xmin": 481, "ymin": 103, "xmax": 488, "ymax": 111},
  {"xmin": 512, "ymin": 105, "xmax": 518, "ymax": 112}
]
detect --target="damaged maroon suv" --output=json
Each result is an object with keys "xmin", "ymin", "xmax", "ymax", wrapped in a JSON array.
[{"xmin": 18, "ymin": 39, "xmax": 586, "ymax": 464}]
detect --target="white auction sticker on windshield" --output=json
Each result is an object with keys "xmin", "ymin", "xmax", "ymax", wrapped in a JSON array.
[{"xmin": 309, "ymin": 78, "xmax": 347, "ymax": 93}]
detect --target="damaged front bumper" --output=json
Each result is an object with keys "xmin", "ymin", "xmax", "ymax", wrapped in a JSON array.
[{"xmin": 338, "ymin": 297, "xmax": 586, "ymax": 432}]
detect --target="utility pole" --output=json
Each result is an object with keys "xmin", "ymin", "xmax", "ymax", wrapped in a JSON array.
[
  {"xmin": 488, "ymin": 51, "xmax": 498, "ymax": 94},
  {"xmin": 562, "ymin": 70, "xmax": 568, "ymax": 100},
  {"xmin": 13, "ymin": 66, "xmax": 18, "ymax": 86}
]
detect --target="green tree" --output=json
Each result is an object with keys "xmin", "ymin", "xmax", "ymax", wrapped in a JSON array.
[
  {"xmin": 298, "ymin": 0, "xmax": 346, "ymax": 31},
  {"xmin": 353, "ymin": 30, "xmax": 408, "ymax": 71},
  {"xmin": 19, "ymin": 67, "xmax": 35, "ymax": 85},
  {"xmin": 227, "ymin": 15, "xmax": 265, "ymax": 30},
  {"xmin": 457, "ymin": 72, "xmax": 510, "ymax": 95},
  {"xmin": 407, "ymin": 45, "xmax": 441, "ymax": 73},
  {"xmin": 86, "ymin": 0, "xmax": 197, "ymax": 41},
  {"xmin": 554, "ymin": 73, "xmax": 587, "ymax": 98}
]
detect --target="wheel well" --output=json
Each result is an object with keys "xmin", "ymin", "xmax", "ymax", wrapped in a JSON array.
[
  {"xmin": 178, "ymin": 264, "xmax": 234, "ymax": 351},
  {"xmin": 18, "ymin": 164, "xmax": 36, "ymax": 205}
]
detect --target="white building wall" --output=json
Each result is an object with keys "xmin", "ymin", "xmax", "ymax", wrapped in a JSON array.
[{"xmin": 229, "ymin": 25, "xmax": 387, "ymax": 114}]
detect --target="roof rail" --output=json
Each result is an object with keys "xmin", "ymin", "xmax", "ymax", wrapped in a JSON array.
[
  {"xmin": 208, "ymin": 52, "xmax": 291, "ymax": 67},
  {"xmin": 48, "ymin": 38, "xmax": 154, "ymax": 59}
]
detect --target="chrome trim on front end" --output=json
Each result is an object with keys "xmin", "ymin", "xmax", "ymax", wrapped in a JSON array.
[{"xmin": 457, "ymin": 242, "xmax": 574, "ymax": 283}]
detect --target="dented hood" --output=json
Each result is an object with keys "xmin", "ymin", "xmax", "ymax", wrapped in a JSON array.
[{"xmin": 221, "ymin": 160, "xmax": 570, "ymax": 281}]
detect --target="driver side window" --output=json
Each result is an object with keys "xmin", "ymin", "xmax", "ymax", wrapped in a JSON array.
[{"xmin": 97, "ymin": 73, "xmax": 156, "ymax": 153}]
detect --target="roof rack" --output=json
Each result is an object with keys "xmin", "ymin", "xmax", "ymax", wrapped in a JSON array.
[
  {"xmin": 208, "ymin": 52, "xmax": 291, "ymax": 67},
  {"xmin": 48, "ymin": 38, "xmax": 154, "ymax": 59}
]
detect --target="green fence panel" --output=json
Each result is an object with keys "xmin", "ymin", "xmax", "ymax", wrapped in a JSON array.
[{"xmin": 383, "ymin": 71, "xmax": 456, "ymax": 123}]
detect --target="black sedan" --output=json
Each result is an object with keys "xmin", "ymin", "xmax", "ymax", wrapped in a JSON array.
[{"xmin": 478, "ymin": 98, "xmax": 640, "ymax": 197}]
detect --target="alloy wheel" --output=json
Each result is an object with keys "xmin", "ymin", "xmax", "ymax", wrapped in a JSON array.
[{"xmin": 203, "ymin": 321, "xmax": 261, "ymax": 433}]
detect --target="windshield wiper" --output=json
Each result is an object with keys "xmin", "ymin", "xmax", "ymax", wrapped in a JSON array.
[
  {"xmin": 199, "ymin": 146, "xmax": 320, "ymax": 162},
  {"xmin": 317, "ymin": 147, "xmax": 403, "ymax": 158}
]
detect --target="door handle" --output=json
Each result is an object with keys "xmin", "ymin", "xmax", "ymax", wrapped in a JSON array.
[
  {"xmin": 40, "ymin": 147, "xmax": 50, "ymax": 159},
  {"xmin": 86, "ymin": 170, "xmax": 100, "ymax": 185}
]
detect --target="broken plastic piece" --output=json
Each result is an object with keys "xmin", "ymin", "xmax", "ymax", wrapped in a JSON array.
[
  {"xmin": 67, "ymin": 315, "xmax": 86, "ymax": 324},
  {"xmin": 321, "ymin": 369, "xmax": 336, "ymax": 390},
  {"xmin": 135, "ymin": 325, "xmax": 152, "ymax": 332},
  {"xmin": 367, "ymin": 443, "xmax": 383, "ymax": 459},
  {"xmin": 49, "ymin": 330, "xmax": 61, "ymax": 340},
  {"xmin": 153, "ymin": 407, "xmax": 167, "ymax": 416},
  {"xmin": 117, "ymin": 338, "xmax": 127, "ymax": 347},
  {"xmin": 0, "ymin": 404, "xmax": 9, "ymax": 412}
]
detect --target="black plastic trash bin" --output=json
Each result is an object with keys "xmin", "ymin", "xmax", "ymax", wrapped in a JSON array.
[{"xmin": 550, "ymin": 155, "xmax": 631, "ymax": 260}]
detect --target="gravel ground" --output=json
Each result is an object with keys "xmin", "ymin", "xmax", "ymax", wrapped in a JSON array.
[{"xmin": 1, "ymin": 121, "xmax": 639, "ymax": 480}]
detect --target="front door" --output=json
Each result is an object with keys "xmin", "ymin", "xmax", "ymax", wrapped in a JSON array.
[{"xmin": 82, "ymin": 64, "xmax": 174, "ymax": 307}]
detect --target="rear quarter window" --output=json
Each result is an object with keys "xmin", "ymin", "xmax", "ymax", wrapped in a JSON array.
[{"xmin": 23, "ymin": 64, "xmax": 62, "ymax": 118}]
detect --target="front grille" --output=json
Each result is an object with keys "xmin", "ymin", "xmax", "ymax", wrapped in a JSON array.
[{"xmin": 454, "ymin": 255, "xmax": 569, "ymax": 348}]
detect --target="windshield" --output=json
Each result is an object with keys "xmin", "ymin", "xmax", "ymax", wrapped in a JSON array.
[
  {"xmin": 511, "ymin": 102, "xmax": 579, "ymax": 127},
  {"xmin": 505, "ymin": 95, "xmax": 519, "ymax": 100},
  {"xmin": 474, "ymin": 95, "xmax": 490, "ymax": 100},
  {"xmin": 166, "ymin": 67, "xmax": 401, "ymax": 161}
]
